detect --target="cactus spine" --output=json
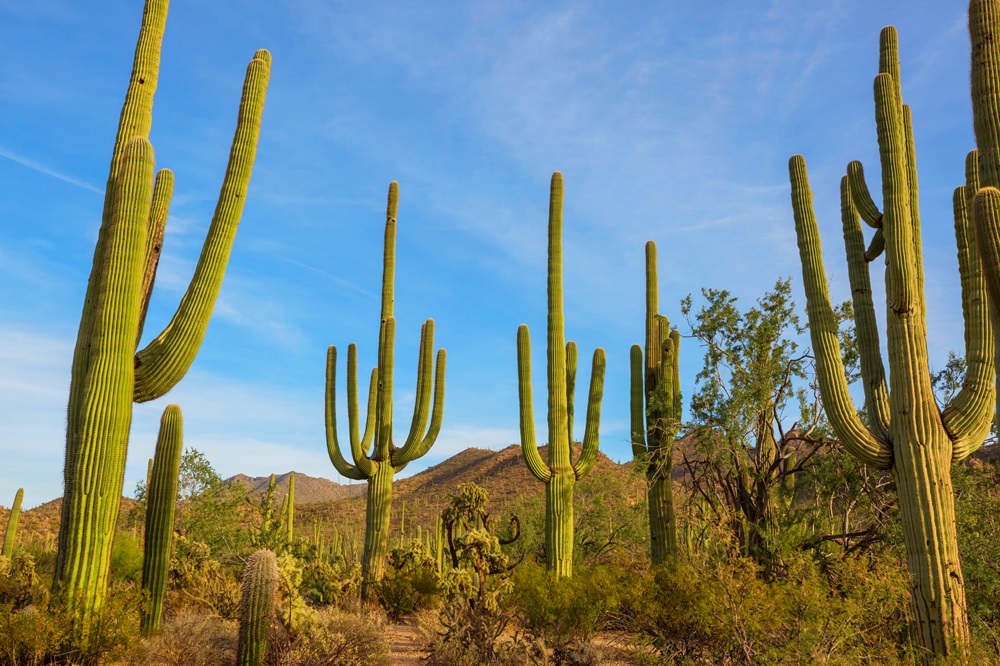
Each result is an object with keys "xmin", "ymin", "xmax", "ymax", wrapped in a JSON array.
[
  {"xmin": 517, "ymin": 172, "xmax": 606, "ymax": 578},
  {"xmin": 236, "ymin": 549, "xmax": 278, "ymax": 666},
  {"xmin": 2, "ymin": 488, "xmax": 24, "ymax": 557},
  {"xmin": 630, "ymin": 241, "xmax": 680, "ymax": 566},
  {"xmin": 55, "ymin": 0, "xmax": 270, "ymax": 618},
  {"xmin": 325, "ymin": 182, "xmax": 446, "ymax": 597},
  {"xmin": 140, "ymin": 405, "xmax": 183, "ymax": 635},
  {"xmin": 788, "ymin": 26, "xmax": 995, "ymax": 657}
]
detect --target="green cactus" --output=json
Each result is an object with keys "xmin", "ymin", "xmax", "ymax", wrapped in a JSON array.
[
  {"xmin": 140, "ymin": 405, "xmax": 183, "ymax": 635},
  {"xmin": 55, "ymin": 0, "xmax": 270, "ymax": 618},
  {"xmin": 517, "ymin": 172, "xmax": 606, "ymax": 578},
  {"xmin": 2, "ymin": 488, "xmax": 24, "ymax": 557},
  {"xmin": 788, "ymin": 26, "xmax": 995, "ymax": 657},
  {"xmin": 325, "ymin": 182, "xmax": 446, "ymax": 597},
  {"xmin": 970, "ymin": 0, "xmax": 1000, "ymax": 434},
  {"xmin": 285, "ymin": 473, "xmax": 295, "ymax": 544},
  {"xmin": 630, "ymin": 240, "xmax": 680, "ymax": 566},
  {"xmin": 236, "ymin": 549, "xmax": 279, "ymax": 666}
]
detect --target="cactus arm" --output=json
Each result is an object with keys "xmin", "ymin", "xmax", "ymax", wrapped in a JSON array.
[
  {"xmin": 630, "ymin": 345, "xmax": 647, "ymax": 458},
  {"xmin": 324, "ymin": 346, "xmax": 368, "ymax": 481},
  {"xmin": 136, "ymin": 168, "xmax": 173, "ymax": 347},
  {"xmin": 518, "ymin": 325, "xmax": 552, "ymax": 483},
  {"xmin": 381, "ymin": 183, "xmax": 398, "ymax": 322},
  {"xmin": 374, "ymin": 318, "xmax": 395, "ymax": 460},
  {"xmin": 789, "ymin": 155, "xmax": 892, "ymax": 469},
  {"xmin": 573, "ymin": 348, "xmax": 606, "ymax": 480},
  {"xmin": 346, "ymin": 343, "xmax": 379, "ymax": 466},
  {"xmin": 133, "ymin": 50, "xmax": 271, "ymax": 403},
  {"xmin": 943, "ymin": 152, "xmax": 995, "ymax": 458},
  {"xmin": 361, "ymin": 367, "xmax": 378, "ymax": 455},
  {"xmin": 841, "ymin": 176, "xmax": 891, "ymax": 439},
  {"xmin": 2, "ymin": 488, "xmax": 24, "ymax": 557},
  {"xmin": 670, "ymin": 329, "xmax": 682, "ymax": 426},
  {"xmin": 847, "ymin": 161, "xmax": 884, "ymax": 228},
  {"xmin": 565, "ymin": 341, "xmax": 578, "ymax": 443},
  {"xmin": 976, "ymin": 187, "xmax": 1000, "ymax": 346},
  {"xmin": 395, "ymin": 348, "xmax": 446, "ymax": 466},
  {"xmin": 903, "ymin": 105, "xmax": 926, "ymax": 329},
  {"xmin": 972, "ymin": 0, "xmax": 1000, "ymax": 190},
  {"xmin": 396, "ymin": 320, "xmax": 434, "ymax": 460},
  {"xmin": 547, "ymin": 172, "xmax": 570, "ymax": 472},
  {"xmin": 864, "ymin": 228, "xmax": 886, "ymax": 261}
]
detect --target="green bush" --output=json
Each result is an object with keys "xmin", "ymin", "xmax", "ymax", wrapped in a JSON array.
[
  {"xmin": 275, "ymin": 606, "xmax": 391, "ymax": 666},
  {"xmin": 373, "ymin": 543, "xmax": 439, "ymax": 621},
  {"xmin": 111, "ymin": 531, "xmax": 145, "ymax": 585}
]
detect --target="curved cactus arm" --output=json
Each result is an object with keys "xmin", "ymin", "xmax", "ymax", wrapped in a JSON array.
[
  {"xmin": 398, "ymin": 320, "xmax": 434, "ymax": 458},
  {"xmin": 324, "ymin": 346, "xmax": 368, "ymax": 481},
  {"xmin": 395, "ymin": 348, "xmax": 446, "ymax": 466},
  {"xmin": 789, "ymin": 155, "xmax": 892, "ymax": 469},
  {"xmin": 346, "ymin": 345, "xmax": 378, "ymax": 475},
  {"xmin": 841, "ymin": 176, "xmax": 891, "ymax": 439},
  {"xmin": 565, "ymin": 341, "xmax": 578, "ymax": 442},
  {"xmin": 573, "ymin": 348, "xmax": 605, "ymax": 480},
  {"xmin": 360, "ymin": 367, "xmax": 378, "ymax": 455},
  {"xmin": 864, "ymin": 227, "xmax": 886, "ymax": 262},
  {"xmin": 847, "ymin": 161, "xmax": 884, "ymax": 228},
  {"xmin": 518, "ymin": 325, "xmax": 551, "ymax": 483},
  {"xmin": 944, "ymin": 163, "xmax": 995, "ymax": 458},
  {"xmin": 136, "ymin": 168, "xmax": 174, "ymax": 347},
  {"xmin": 133, "ymin": 50, "xmax": 271, "ymax": 403},
  {"xmin": 630, "ymin": 345, "xmax": 647, "ymax": 458}
]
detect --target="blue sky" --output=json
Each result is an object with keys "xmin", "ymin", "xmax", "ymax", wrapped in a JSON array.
[{"xmin": 0, "ymin": 0, "xmax": 976, "ymax": 507}]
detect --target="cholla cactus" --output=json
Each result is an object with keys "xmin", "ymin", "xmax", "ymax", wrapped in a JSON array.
[
  {"xmin": 325, "ymin": 182, "xmax": 446, "ymax": 597},
  {"xmin": 236, "ymin": 549, "xmax": 279, "ymax": 666},
  {"xmin": 517, "ymin": 173, "xmax": 606, "ymax": 578},
  {"xmin": 55, "ymin": 0, "xmax": 270, "ymax": 618},
  {"xmin": 788, "ymin": 24, "xmax": 994, "ymax": 657}
]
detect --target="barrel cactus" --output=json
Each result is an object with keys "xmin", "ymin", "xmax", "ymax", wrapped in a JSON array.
[
  {"xmin": 140, "ymin": 405, "xmax": 183, "ymax": 635},
  {"xmin": 236, "ymin": 549, "xmax": 279, "ymax": 666},
  {"xmin": 517, "ymin": 172, "xmax": 606, "ymax": 578},
  {"xmin": 788, "ymin": 25, "xmax": 994, "ymax": 656},
  {"xmin": 55, "ymin": 0, "xmax": 270, "ymax": 619},
  {"xmin": 325, "ymin": 182, "xmax": 446, "ymax": 597}
]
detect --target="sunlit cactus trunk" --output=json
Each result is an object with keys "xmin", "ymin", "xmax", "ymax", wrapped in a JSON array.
[
  {"xmin": 236, "ymin": 549, "xmax": 278, "ymax": 666},
  {"xmin": 630, "ymin": 241, "xmax": 680, "ymax": 566},
  {"xmin": 325, "ymin": 182, "xmax": 446, "ymax": 599},
  {"xmin": 55, "ymin": 0, "xmax": 270, "ymax": 619},
  {"xmin": 140, "ymin": 405, "xmax": 183, "ymax": 635},
  {"xmin": 788, "ymin": 25, "xmax": 995, "ymax": 657},
  {"xmin": 517, "ymin": 173, "xmax": 606, "ymax": 578},
  {"xmin": 2, "ymin": 488, "xmax": 24, "ymax": 557}
]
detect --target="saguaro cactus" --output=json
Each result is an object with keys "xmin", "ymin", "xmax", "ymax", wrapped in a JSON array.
[
  {"xmin": 140, "ymin": 405, "xmax": 183, "ymax": 635},
  {"xmin": 517, "ymin": 172, "xmax": 606, "ymax": 578},
  {"xmin": 237, "ymin": 549, "xmax": 279, "ymax": 666},
  {"xmin": 2, "ymin": 488, "xmax": 24, "ymax": 557},
  {"xmin": 630, "ymin": 240, "xmax": 680, "ymax": 566},
  {"xmin": 55, "ymin": 0, "xmax": 270, "ymax": 618},
  {"xmin": 788, "ymin": 27, "xmax": 994, "ymax": 658},
  {"xmin": 325, "ymin": 182, "xmax": 446, "ymax": 597}
]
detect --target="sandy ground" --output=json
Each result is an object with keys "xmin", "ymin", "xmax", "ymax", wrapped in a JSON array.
[{"xmin": 388, "ymin": 618, "xmax": 428, "ymax": 665}]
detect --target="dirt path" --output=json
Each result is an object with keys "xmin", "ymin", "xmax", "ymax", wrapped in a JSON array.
[{"xmin": 388, "ymin": 619, "xmax": 427, "ymax": 665}]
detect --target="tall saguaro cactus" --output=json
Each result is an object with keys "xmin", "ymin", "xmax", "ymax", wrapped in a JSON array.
[
  {"xmin": 141, "ymin": 405, "xmax": 183, "ymax": 635},
  {"xmin": 517, "ymin": 172, "xmax": 606, "ymax": 578},
  {"xmin": 2, "ymin": 488, "xmax": 24, "ymax": 557},
  {"xmin": 325, "ymin": 182, "xmax": 446, "ymax": 596},
  {"xmin": 55, "ymin": 0, "xmax": 270, "ymax": 618},
  {"xmin": 630, "ymin": 241, "xmax": 680, "ymax": 566},
  {"xmin": 788, "ymin": 26, "xmax": 994, "ymax": 658}
]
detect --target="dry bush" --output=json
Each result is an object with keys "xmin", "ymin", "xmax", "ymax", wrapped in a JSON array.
[
  {"xmin": 124, "ymin": 611, "xmax": 237, "ymax": 666},
  {"xmin": 270, "ymin": 606, "xmax": 390, "ymax": 666}
]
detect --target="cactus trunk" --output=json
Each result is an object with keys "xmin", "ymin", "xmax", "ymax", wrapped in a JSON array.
[
  {"xmin": 2, "ymin": 488, "xmax": 24, "ymax": 557},
  {"xmin": 54, "ymin": 0, "xmax": 270, "ymax": 619},
  {"xmin": 140, "ymin": 405, "xmax": 183, "ymax": 635},
  {"xmin": 361, "ymin": 462, "xmax": 394, "ymax": 593},
  {"xmin": 236, "ymin": 549, "xmax": 278, "ymax": 666},
  {"xmin": 517, "ymin": 173, "xmax": 606, "ymax": 578}
]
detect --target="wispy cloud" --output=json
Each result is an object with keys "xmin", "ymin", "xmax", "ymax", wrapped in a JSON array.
[{"xmin": 0, "ymin": 146, "xmax": 102, "ymax": 194}]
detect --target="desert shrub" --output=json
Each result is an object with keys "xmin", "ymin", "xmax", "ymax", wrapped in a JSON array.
[
  {"xmin": 372, "ymin": 541, "xmax": 439, "ymax": 621},
  {"xmin": 111, "ymin": 531, "xmax": 145, "ymax": 585},
  {"xmin": 168, "ymin": 535, "xmax": 241, "ymax": 619},
  {"xmin": 954, "ymin": 457, "xmax": 1000, "ymax": 652},
  {"xmin": 271, "ymin": 606, "xmax": 390, "ymax": 666},
  {"xmin": 125, "ymin": 611, "xmax": 237, "ymax": 666},
  {"xmin": 299, "ymin": 560, "xmax": 360, "ymax": 607},
  {"xmin": 0, "ymin": 552, "xmax": 46, "ymax": 611}
]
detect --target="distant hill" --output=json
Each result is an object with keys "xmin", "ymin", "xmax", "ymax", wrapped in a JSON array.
[{"xmin": 227, "ymin": 471, "xmax": 366, "ymax": 504}]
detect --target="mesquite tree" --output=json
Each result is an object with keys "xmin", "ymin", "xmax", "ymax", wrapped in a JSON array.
[{"xmin": 788, "ymin": 25, "xmax": 995, "ymax": 657}]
